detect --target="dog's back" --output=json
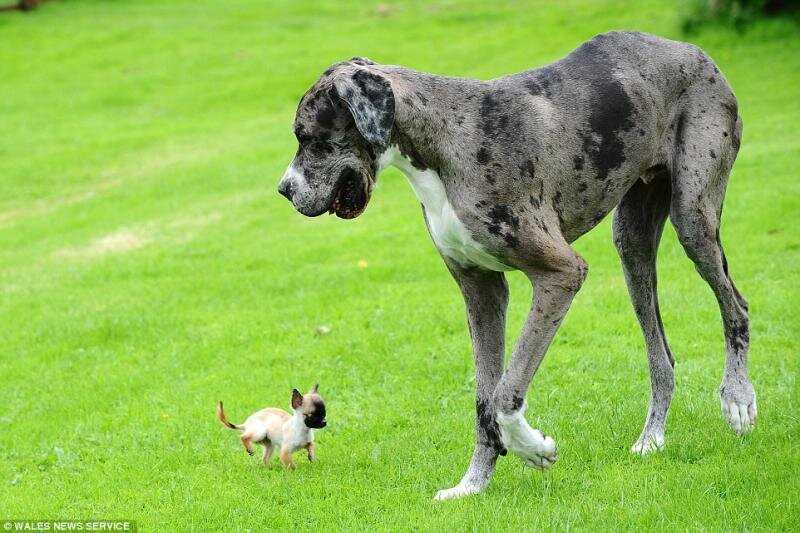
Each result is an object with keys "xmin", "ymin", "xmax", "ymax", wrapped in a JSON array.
[{"xmin": 244, "ymin": 408, "xmax": 290, "ymax": 444}]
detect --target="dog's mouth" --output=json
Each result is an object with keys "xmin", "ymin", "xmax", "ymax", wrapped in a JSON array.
[{"xmin": 329, "ymin": 168, "xmax": 370, "ymax": 219}]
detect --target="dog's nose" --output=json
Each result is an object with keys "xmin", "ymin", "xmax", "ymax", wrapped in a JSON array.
[{"xmin": 278, "ymin": 179, "xmax": 294, "ymax": 200}]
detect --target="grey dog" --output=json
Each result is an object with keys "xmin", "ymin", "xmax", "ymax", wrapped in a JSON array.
[{"xmin": 277, "ymin": 31, "xmax": 755, "ymax": 500}]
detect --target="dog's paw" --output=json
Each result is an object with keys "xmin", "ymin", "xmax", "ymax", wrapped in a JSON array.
[
  {"xmin": 496, "ymin": 405, "xmax": 557, "ymax": 470},
  {"xmin": 433, "ymin": 481, "xmax": 483, "ymax": 501},
  {"xmin": 720, "ymin": 379, "xmax": 757, "ymax": 435},
  {"xmin": 630, "ymin": 431, "xmax": 664, "ymax": 455},
  {"xmin": 721, "ymin": 395, "xmax": 757, "ymax": 435}
]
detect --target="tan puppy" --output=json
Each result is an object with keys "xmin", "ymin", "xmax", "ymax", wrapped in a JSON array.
[{"xmin": 217, "ymin": 384, "xmax": 326, "ymax": 469}]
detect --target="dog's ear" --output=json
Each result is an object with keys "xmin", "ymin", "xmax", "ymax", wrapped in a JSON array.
[
  {"xmin": 311, "ymin": 383, "xmax": 319, "ymax": 393},
  {"xmin": 348, "ymin": 56, "xmax": 376, "ymax": 66},
  {"xmin": 291, "ymin": 388, "xmax": 303, "ymax": 410},
  {"xmin": 331, "ymin": 68, "xmax": 395, "ymax": 148}
]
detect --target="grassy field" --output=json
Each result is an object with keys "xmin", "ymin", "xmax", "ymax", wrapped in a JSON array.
[{"xmin": 1, "ymin": 0, "xmax": 799, "ymax": 529}]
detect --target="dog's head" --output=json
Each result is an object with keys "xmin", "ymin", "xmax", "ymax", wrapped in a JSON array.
[
  {"xmin": 291, "ymin": 383, "xmax": 327, "ymax": 429},
  {"xmin": 277, "ymin": 57, "xmax": 395, "ymax": 219}
]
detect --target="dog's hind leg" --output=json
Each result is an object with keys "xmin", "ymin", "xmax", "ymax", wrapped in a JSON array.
[
  {"xmin": 669, "ymin": 100, "xmax": 755, "ymax": 434},
  {"xmin": 613, "ymin": 173, "xmax": 674, "ymax": 454},
  {"xmin": 434, "ymin": 265, "xmax": 508, "ymax": 501},
  {"xmin": 262, "ymin": 441, "xmax": 274, "ymax": 465},
  {"xmin": 241, "ymin": 434, "xmax": 255, "ymax": 456}
]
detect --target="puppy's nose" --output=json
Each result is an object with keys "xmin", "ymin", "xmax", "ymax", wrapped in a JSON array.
[{"xmin": 278, "ymin": 179, "xmax": 294, "ymax": 200}]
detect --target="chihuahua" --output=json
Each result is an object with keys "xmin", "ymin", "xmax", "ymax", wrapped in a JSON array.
[{"xmin": 216, "ymin": 384, "xmax": 326, "ymax": 469}]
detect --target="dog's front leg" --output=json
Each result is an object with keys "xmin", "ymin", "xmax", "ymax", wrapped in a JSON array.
[
  {"xmin": 279, "ymin": 447, "xmax": 295, "ymax": 470},
  {"xmin": 434, "ymin": 264, "xmax": 508, "ymax": 501},
  {"xmin": 305, "ymin": 442, "xmax": 316, "ymax": 462},
  {"xmin": 493, "ymin": 249, "xmax": 588, "ymax": 469}
]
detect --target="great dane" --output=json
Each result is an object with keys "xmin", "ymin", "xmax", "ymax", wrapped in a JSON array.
[{"xmin": 277, "ymin": 31, "xmax": 754, "ymax": 500}]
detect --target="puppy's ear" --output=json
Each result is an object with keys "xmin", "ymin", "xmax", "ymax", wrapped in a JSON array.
[
  {"xmin": 291, "ymin": 388, "xmax": 303, "ymax": 410},
  {"xmin": 311, "ymin": 383, "xmax": 319, "ymax": 393},
  {"xmin": 332, "ymin": 68, "xmax": 395, "ymax": 148}
]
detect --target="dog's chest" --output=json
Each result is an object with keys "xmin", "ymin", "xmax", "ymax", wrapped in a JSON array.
[
  {"xmin": 381, "ymin": 148, "xmax": 512, "ymax": 272},
  {"xmin": 281, "ymin": 418, "xmax": 313, "ymax": 451}
]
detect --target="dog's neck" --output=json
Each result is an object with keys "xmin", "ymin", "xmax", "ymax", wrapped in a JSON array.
[
  {"xmin": 380, "ymin": 66, "xmax": 478, "ymax": 175},
  {"xmin": 290, "ymin": 410, "xmax": 310, "ymax": 441}
]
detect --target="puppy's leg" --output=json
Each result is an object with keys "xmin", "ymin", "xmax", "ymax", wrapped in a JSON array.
[
  {"xmin": 434, "ymin": 264, "xmax": 508, "ymax": 501},
  {"xmin": 306, "ymin": 442, "xmax": 316, "ymax": 462},
  {"xmin": 493, "ymin": 239, "xmax": 588, "ymax": 469},
  {"xmin": 613, "ymin": 176, "xmax": 674, "ymax": 454},
  {"xmin": 279, "ymin": 446, "xmax": 296, "ymax": 470},
  {"xmin": 240, "ymin": 434, "xmax": 254, "ymax": 456},
  {"xmin": 262, "ymin": 441, "xmax": 273, "ymax": 465}
]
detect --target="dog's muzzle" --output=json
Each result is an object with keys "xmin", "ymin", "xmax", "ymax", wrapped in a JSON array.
[
  {"xmin": 278, "ymin": 163, "xmax": 304, "ymax": 203},
  {"xmin": 305, "ymin": 417, "xmax": 327, "ymax": 429},
  {"xmin": 278, "ymin": 178, "xmax": 294, "ymax": 201}
]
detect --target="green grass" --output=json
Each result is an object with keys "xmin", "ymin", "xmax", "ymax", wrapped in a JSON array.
[{"xmin": 1, "ymin": 0, "xmax": 799, "ymax": 529}]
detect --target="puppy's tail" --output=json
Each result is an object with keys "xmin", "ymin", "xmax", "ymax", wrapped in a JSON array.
[{"xmin": 216, "ymin": 401, "xmax": 243, "ymax": 430}]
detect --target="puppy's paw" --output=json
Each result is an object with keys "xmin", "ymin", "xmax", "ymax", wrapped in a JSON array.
[
  {"xmin": 496, "ymin": 404, "xmax": 557, "ymax": 470},
  {"xmin": 433, "ymin": 481, "xmax": 483, "ymax": 501}
]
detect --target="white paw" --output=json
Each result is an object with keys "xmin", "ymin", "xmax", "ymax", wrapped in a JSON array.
[
  {"xmin": 496, "ymin": 404, "xmax": 557, "ymax": 470},
  {"xmin": 721, "ymin": 396, "xmax": 757, "ymax": 435},
  {"xmin": 630, "ymin": 432, "xmax": 664, "ymax": 455},
  {"xmin": 434, "ymin": 481, "xmax": 483, "ymax": 501}
]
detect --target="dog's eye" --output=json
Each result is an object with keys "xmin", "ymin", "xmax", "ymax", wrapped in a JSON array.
[
  {"xmin": 295, "ymin": 130, "xmax": 313, "ymax": 145},
  {"xmin": 307, "ymin": 140, "xmax": 335, "ymax": 156}
]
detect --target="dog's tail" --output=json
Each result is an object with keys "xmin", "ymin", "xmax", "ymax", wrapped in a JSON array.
[{"xmin": 216, "ymin": 401, "xmax": 243, "ymax": 430}]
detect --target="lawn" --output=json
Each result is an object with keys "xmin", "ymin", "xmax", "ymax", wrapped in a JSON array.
[{"xmin": 1, "ymin": 0, "xmax": 798, "ymax": 530}]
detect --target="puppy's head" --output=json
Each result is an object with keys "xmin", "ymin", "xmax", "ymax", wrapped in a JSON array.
[
  {"xmin": 277, "ymin": 57, "xmax": 395, "ymax": 219},
  {"xmin": 291, "ymin": 383, "xmax": 327, "ymax": 429}
]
